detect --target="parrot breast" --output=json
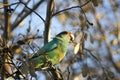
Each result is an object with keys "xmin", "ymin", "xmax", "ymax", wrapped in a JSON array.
[{"xmin": 57, "ymin": 44, "xmax": 66, "ymax": 62}]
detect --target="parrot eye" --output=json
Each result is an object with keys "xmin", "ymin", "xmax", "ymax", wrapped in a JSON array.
[{"xmin": 70, "ymin": 34, "xmax": 74, "ymax": 41}]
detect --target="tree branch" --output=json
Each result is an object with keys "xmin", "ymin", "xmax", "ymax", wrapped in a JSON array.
[
  {"xmin": 11, "ymin": 0, "xmax": 44, "ymax": 31},
  {"xmin": 106, "ymin": 43, "xmax": 120, "ymax": 72},
  {"xmin": 0, "ymin": 2, "xmax": 20, "ymax": 9},
  {"xmin": 44, "ymin": 0, "xmax": 54, "ymax": 44},
  {"xmin": 20, "ymin": 1, "xmax": 45, "ymax": 23},
  {"xmin": 3, "ymin": 0, "xmax": 11, "ymax": 40},
  {"xmin": 52, "ymin": 0, "xmax": 91, "ymax": 16},
  {"xmin": 96, "ymin": 18, "xmax": 120, "ymax": 72},
  {"xmin": 47, "ymin": 67, "xmax": 64, "ymax": 80},
  {"xmin": 12, "ymin": 0, "xmax": 31, "ymax": 28},
  {"xmin": 2, "ymin": 0, "xmax": 12, "ymax": 79}
]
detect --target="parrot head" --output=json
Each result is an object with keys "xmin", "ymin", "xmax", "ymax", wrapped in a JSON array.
[{"xmin": 56, "ymin": 31, "xmax": 74, "ymax": 42}]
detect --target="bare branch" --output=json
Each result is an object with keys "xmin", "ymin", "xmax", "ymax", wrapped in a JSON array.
[
  {"xmin": 80, "ymin": 7, "xmax": 93, "ymax": 26},
  {"xmin": 44, "ymin": 0, "xmax": 54, "ymax": 44},
  {"xmin": 20, "ymin": 1, "xmax": 45, "ymax": 23},
  {"xmin": 0, "ymin": 2, "xmax": 20, "ymax": 9},
  {"xmin": 106, "ymin": 43, "xmax": 120, "ymax": 72},
  {"xmin": 96, "ymin": 17, "xmax": 120, "ymax": 73},
  {"xmin": 3, "ymin": 0, "xmax": 11, "ymax": 40},
  {"xmin": 2, "ymin": 0, "xmax": 12, "ymax": 79},
  {"xmin": 12, "ymin": 0, "xmax": 31, "ymax": 26},
  {"xmin": 47, "ymin": 67, "xmax": 64, "ymax": 80},
  {"xmin": 52, "ymin": 0, "xmax": 91, "ymax": 16},
  {"xmin": 11, "ymin": 0, "xmax": 44, "ymax": 31}
]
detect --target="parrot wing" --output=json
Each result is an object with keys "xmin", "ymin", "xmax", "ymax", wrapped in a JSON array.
[{"xmin": 30, "ymin": 40, "xmax": 58, "ymax": 59}]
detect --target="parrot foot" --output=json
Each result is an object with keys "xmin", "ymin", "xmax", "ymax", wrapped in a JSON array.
[
  {"xmin": 40, "ymin": 61, "xmax": 53, "ymax": 70},
  {"xmin": 47, "ymin": 66, "xmax": 64, "ymax": 80},
  {"xmin": 47, "ymin": 61, "xmax": 53, "ymax": 69}
]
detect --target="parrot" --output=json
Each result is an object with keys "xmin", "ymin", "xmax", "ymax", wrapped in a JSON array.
[{"xmin": 29, "ymin": 31, "xmax": 74, "ymax": 69}]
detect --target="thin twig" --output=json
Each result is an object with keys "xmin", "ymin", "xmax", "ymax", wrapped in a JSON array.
[
  {"xmin": 84, "ymin": 48, "xmax": 99, "ymax": 61},
  {"xmin": 80, "ymin": 7, "xmax": 93, "ymax": 26},
  {"xmin": 84, "ymin": 48, "xmax": 106, "ymax": 71},
  {"xmin": 12, "ymin": 2, "xmax": 21, "ymax": 15},
  {"xmin": 12, "ymin": 0, "xmax": 30, "ymax": 28},
  {"xmin": 52, "ymin": 0, "xmax": 91, "ymax": 16},
  {"xmin": 20, "ymin": 2, "xmax": 45, "ymax": 23},
  {"xmin": 11, "ymin": 0, "xmax": 44, "ymax": 31},
  {"xmin": 67, "ymin": 67, "xmax": 70, "ymax": 80},
  {"xmin": 0, "ymin": 2, "xmax": 20, "ymax": 9},
  {"xmin": 28, "ymin": 43, "xmax": 35, "ymax": 53},
  {"xmin": 10, "ymin": 59, "xmax": 26, "ymax": 79},
  {"xmin": 48, "ymin": 67, "xmax": 63, "ymax": 80}
]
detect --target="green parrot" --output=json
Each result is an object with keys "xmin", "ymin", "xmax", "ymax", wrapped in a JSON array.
[{"xmin": 29, "ymin": 31, "xmax": 74, "ymax": 69}]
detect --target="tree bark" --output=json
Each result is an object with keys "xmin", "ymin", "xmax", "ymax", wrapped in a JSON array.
[
  {"xmin": 44, "ymin": 0, "xmax": 54, "ymax": 44},
  {"xmin": 2, "ymin": 0, "xmax": 12, "ymax": 79}
]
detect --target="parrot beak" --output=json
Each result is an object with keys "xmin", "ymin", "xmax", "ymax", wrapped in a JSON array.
[
  {"xmin": 70, "ymin": 34, "xmax": 74, "ymax": 42},
  {"xmin": 68, "ymin": 32, "xmax": 74, "ymax": 42}
]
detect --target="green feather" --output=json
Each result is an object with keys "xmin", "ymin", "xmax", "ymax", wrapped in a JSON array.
[{"xmin": 29, "ymin": 31, "xmax": 71, "ymax": 68}]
